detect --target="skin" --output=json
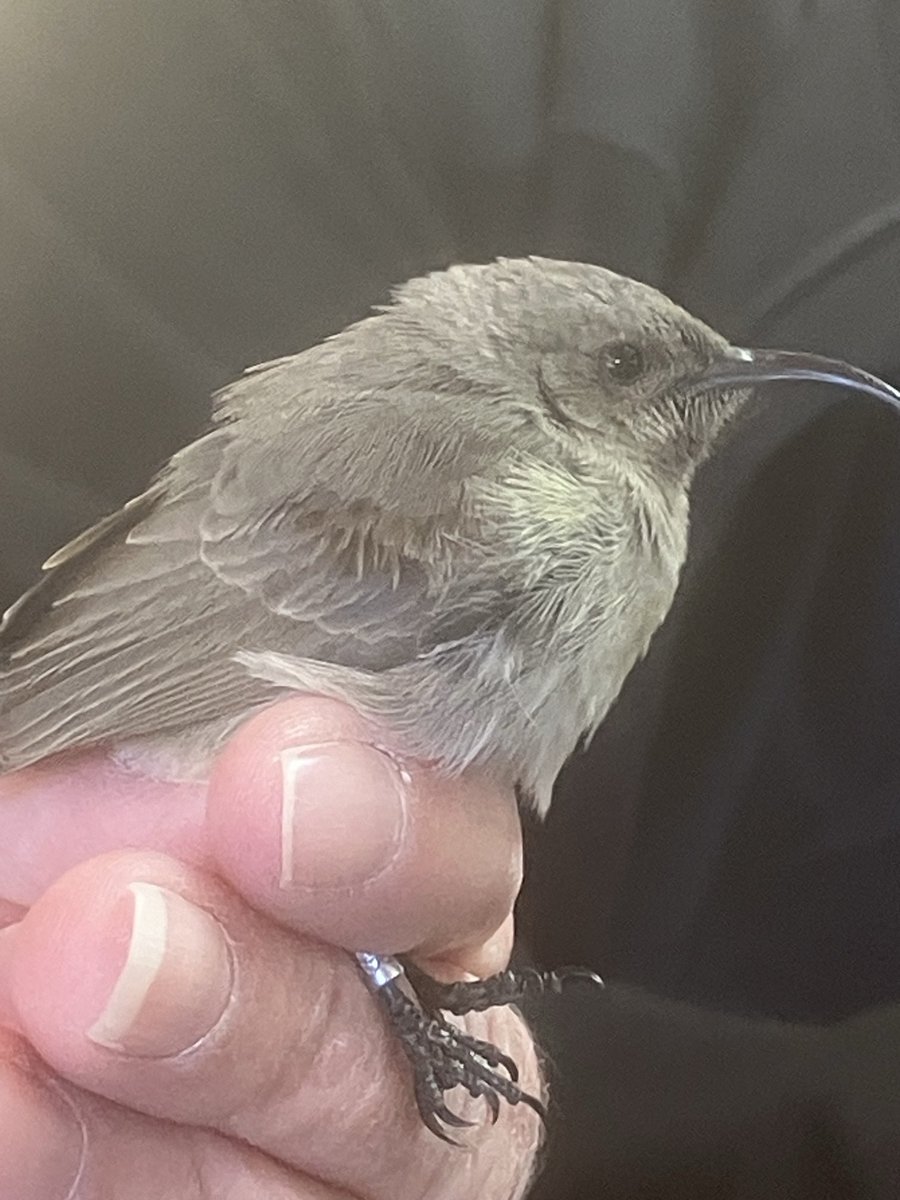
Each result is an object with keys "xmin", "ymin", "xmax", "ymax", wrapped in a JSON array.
[{"xmin": 0, "ymin": 697, "xmax": 542, "ymax": 1200}]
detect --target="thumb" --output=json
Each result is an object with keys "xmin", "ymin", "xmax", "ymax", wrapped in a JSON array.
[
  {"xmin": 206, "ymin": 697, "xmax": 523, "ymax": 961},
  {"xmin": 0, "ymin": 698, "xmax": 523, "ymax": 972}
]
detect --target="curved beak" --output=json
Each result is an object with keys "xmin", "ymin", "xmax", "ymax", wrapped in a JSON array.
[{"xmin": 689, "ymin": 348, "xmax": 900, "ymax": 412}]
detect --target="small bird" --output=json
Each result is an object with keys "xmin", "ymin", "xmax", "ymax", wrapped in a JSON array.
[{"xmin": 2, "ymin": 257, "xmax": 899, "ymax": 1138}]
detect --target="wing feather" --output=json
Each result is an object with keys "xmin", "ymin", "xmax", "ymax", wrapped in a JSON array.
[
  {"xmin": 0, "ymin": 450, "xmax": 280, "ymax": 769},
  {"xmin": 0, "ymin": 377, "xmax": 513, "ymax": 772}
]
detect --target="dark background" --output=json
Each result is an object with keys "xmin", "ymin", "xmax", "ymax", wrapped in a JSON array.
[{"xmin": 4, "ymin": 3, "xmax": 900, "ymax": 1195}]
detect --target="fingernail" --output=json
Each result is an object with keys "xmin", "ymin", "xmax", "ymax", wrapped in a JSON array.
[
  {"xmin": 279, "ymin": 740, "xmax": 408, "ymax": 888},
  {"xmin": 88, "ymin": 883, "xmax": 233, "ymax": 1057},
  {"xmin": 0, "ymin": 1063, "xmax": 85, "ymax": 1200}
]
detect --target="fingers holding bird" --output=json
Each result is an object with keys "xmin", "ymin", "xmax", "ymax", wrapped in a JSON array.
[
  {"xmin": 0, "ymin": 850, "xmax": 542, "ymax": 1200},
  {"xmin": 0, "ymin": 696, "xmax": 522, "ymax": 974},
  {"xmin": 0, "ymin": 696, "xmax": 542, "ymax": 1192}
]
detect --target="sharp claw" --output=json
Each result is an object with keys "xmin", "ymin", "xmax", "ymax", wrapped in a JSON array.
[
  {"xmin": 421, "ymin": 1108, "xmax": 463, "ymax": 1146},
  {"xmin": 434, "ymin": 1102, "xmax": 476, "ymax": 1129},
  {"xmin": 555, "ymin": 966, "xmax": 605, "ymax": 990},
  {"xmin": 520, "ymin": 1090, "xmax": 548, "ymax": 1121},
  {"xmin": 484, "ymin": 1089, "xmax": 501, "ymax": 1124},
  {"xmin": 494, "ymin": 1048, "xmax": 519, "ymax": 1082},
  {"xmin": 468, "ymin": 1042, "xmax": 518, "ymax": 1080},
  {"xmin": 463, "ymin": 1034, "xmax": 519, "ymax": 1080},
  {"xmin": 468, "ymin": 1046, "xmax": 518, "ymax": 1084}
]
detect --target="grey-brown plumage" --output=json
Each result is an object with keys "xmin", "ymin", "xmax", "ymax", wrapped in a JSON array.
[
  {"xmin": 7, "ymin": 257, "xmax": 900, "ymax": 1139},
  {"xmin": 3, "ymin": 256, "xmax": 899, "ymax": 817},
  {"xmin": 0, "ymin": 258, "xmax": 741, "ymax": 811}
]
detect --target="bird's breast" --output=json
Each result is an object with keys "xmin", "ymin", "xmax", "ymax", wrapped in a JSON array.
[{"xmin": 499, "ymin": 483, "xmax": 689, "ymax": 811}]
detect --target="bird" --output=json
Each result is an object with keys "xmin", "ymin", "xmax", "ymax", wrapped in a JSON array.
[{"xmin": 2, "ymin": 256, "xmax": 899, "ymax": 1138}]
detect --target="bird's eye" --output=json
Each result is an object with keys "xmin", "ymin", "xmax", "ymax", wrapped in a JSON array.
[{"xmin": 600, "ymin": 341, "xmax": 646, "ymax": 385}]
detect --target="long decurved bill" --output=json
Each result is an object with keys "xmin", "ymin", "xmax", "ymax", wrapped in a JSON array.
[{"xmin": 692, "ymin": 348, "xmax": 900, "ymax": 413}]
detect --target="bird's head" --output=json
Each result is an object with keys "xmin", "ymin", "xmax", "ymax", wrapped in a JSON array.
[{"xmin": 364, "ymin": 256, "xmax": 900, "ymax": 486}]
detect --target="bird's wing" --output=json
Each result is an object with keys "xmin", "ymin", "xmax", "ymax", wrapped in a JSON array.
[
  {"xmin": 0, "ymin": 430, "xmax": 279, "ymax": 770},
  {"xmin": 197, "ymin": 385, "xmax": 512, "ymax": 655},
  {"xmin": 0, "ymin": 385, "xmax": 512, "ymax": 771}
]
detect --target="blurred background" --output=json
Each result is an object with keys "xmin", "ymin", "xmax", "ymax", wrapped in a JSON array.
[{"xmin": 4, "ymin": 3, "xmax": 900, "ymax": 1195}]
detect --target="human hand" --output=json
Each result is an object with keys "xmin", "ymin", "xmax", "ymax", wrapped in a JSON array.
[{"xmin": 0, "ymin": 697, "xmax": 542, "ymax": 1199}]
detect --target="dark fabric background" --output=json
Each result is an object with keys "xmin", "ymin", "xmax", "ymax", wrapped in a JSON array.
[{"xmin": 4, "ymin": 3, "xmax": 900, "ymax": 1195}]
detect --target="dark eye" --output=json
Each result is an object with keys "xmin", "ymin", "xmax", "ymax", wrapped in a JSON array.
[{"xmin": 601, "ymin": 340, "xmax": 646, "ymax": 385}]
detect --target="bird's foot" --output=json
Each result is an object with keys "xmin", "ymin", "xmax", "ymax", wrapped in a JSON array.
[
  {"xmin": 377, "ymin": 974, "xmax": 546, "ymax": 1143},
  {"xmin": 403, "ymin": 959, "xmax": 604, "ymax": 1015},
  {"xmin": 357, "ymin": 951, "xmax": 602, "ymax": 1142}
]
